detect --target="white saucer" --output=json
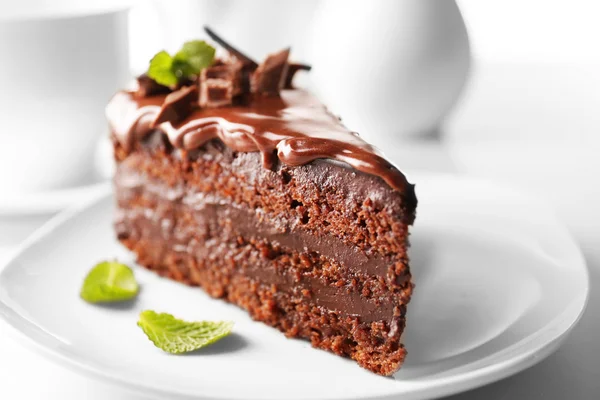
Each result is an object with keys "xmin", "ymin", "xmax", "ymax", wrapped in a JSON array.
[
  {"xmin": 0, "ymin": 173, "xmax": 588, "ymax": 400},
  {"xmin": 0, "ymin": 180, "xmax": 110, "ymax": 216}
]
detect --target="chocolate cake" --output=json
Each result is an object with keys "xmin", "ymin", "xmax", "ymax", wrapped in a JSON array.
[{"xmin": 107, "ymin": 29, "xmax": 417, "ymax": 376}]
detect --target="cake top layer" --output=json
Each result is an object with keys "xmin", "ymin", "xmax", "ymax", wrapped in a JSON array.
[
  {"xmin": 108, "ymin": 89, "xmax": 413, "ymax": 192},
  {"xmin": 106, "ymin": 28, "xmax": 414, "ymax": 193}
]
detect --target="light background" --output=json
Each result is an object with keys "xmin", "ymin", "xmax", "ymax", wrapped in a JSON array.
[{"xmin": 1, "ymin": 1, "xmax": 599, "ymax": 399}]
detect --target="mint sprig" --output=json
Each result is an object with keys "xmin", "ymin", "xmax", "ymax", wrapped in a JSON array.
[
  {"xmin": 148, "ymin": 51, "xmax": 179, "ymax": 87},
  {"xmin": 176, "ymin": 40, "xmax": 216, "ymax": 73},
  {"xmin": 80, "ymin": 261, "xmax": 139, "ymax": 303},
  {"xmin": 137, "ymin": 310, "xmax": 233, "ymax": 354},
  {"xmin": 147, "ymin": 40, "xmax": 216, "ymax": 87}
]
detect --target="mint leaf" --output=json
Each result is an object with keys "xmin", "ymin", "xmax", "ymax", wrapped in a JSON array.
[
  {"xmin": 80, "ymin": 261, "xmax": 139, "ymax": 303},
  {"xmin": 147, "ymin": 41, "xmax": 215, "ymax": 87},
  {"xmin": 175, "ymin": 40, "xmax": 216, "ymax": 74},
  {"xmin": 137, "ymin": 310, "xmax": 234, "ymax": 354},
  {"xmin": 172, "ymin": 54, "xmax": 197, "ymax": 80},
  {"xmin": 148, "ymin": 50, "xmax": 178, "ymax": 87}
]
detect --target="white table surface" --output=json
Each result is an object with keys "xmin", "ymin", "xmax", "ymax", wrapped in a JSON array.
[{"xmin": 0, "ymin": 61, "xmax": 599, "ymax": 399}]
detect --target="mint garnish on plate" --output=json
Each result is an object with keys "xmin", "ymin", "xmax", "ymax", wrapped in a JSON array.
[
  {"xmin": 137, "ymin": 310, "xmax": 234, "ymax": 354},
  {"xmin": 80, "ymin": 261, "xmax": 139, "ymax": 303},
  {"xmin": 148, "ymin": 40, "xmax": 216, "ymax": 87}
]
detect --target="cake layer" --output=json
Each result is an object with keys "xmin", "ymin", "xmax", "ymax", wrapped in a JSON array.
[
  {"xmin": 116, "ymin": 187, "xmax": 407, "ymax": 375},
  {"xmin": 115, "ymin": 182, "xmax": 400, "ymax": 322},
  {"xmin": 117, "ymin": 163, "xmax": 398, "ymax": 278},
  {"xmin": 115, "ymin": 161, "xmax": 409, "ymax": 318},
  {"xmin": 115, "ymin": 131, "xmax": 415, "ymax": 258},
  {"xmin": 113, "ymin": 135, "xmax": 413, "ymax": 374}
]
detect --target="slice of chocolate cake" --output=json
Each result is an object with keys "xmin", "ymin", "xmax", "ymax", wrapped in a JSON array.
[{"xmin": 107, "ymin": 30, "xmax": 416, "ymax": 376}]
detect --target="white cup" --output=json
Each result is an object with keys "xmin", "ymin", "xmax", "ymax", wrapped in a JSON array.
[
  {"xmin": 309, "ymin": 0, "xmax": 471, "ymax": 144},
  {"xmin": 0, "ymin": 0, "xmax": 130, "ymax": 192}
]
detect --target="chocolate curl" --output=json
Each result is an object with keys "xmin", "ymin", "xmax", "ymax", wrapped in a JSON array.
[
  {"xmin": 284, "ymin": 63, "xmax": 312, "ymax": 89},
  {"xmin": 204, "ymin": 26, "xmax": 258, "ymax": 69},
  {"xmin": 151, "ymin": 85, "xmax": 198, "ymax": 127},
  {"xmin": 251, "ymin": 48, "xmax": 290, "ymax": 96},
  {"xmin": 133, "ymin": 74, "xmax": 171, "ymax": 98}
]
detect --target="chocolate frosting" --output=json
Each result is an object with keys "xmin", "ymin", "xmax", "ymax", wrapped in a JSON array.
[{"xmin": 107, "ymin": 89, "xmax": 413, "ymax": 192}]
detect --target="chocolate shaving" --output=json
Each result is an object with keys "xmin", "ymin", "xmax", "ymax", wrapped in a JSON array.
[
  {"xmin": 199, "ymin": 57, "xmax": 247, "ymax": 108},
  {"xmin": 284, "ymin": 63, "xmax": 312, "ymax": 89},
  {"xmin": 251, "ymin": 48, "xmax": 290, "ymax": 96},
  {"xmin": 151, "ymin": 85, "xmax": 198, "ymax": 127},
  {"xmin": 133, "ymin": 74, "xmax": 171, "ymax": 98},
  {"xmin": 204, "ymin": 26, "xmax": 258, "ymax": 70},
  {"xmin": 203, "ymin": 26, "xmax": 311, "ymax": 93}
]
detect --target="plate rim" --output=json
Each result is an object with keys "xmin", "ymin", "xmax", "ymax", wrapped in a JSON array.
[{"xmin": 0, "ymin": 174, "xmax": 590, "ymax": 400}]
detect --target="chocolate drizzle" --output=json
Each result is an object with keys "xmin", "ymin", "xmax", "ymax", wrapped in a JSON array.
[{"xmin": 108, "ymin": 89, "xmax": 411, "ymax": 192}]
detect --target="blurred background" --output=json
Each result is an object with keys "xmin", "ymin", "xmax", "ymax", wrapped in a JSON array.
[{"xmin": 0, "ymin": 0, "xmax": 599, "ymax": 399}]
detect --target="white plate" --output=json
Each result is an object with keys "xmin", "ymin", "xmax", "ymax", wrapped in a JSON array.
[{"xmin": 0, "ymin": 173, "xmax": 588, "ymax": 400}]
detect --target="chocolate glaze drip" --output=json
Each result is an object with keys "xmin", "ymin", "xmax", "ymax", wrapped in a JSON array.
[{"xmin": 107, "ymin": 89, "xmax": 412, "ymax": 192}]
